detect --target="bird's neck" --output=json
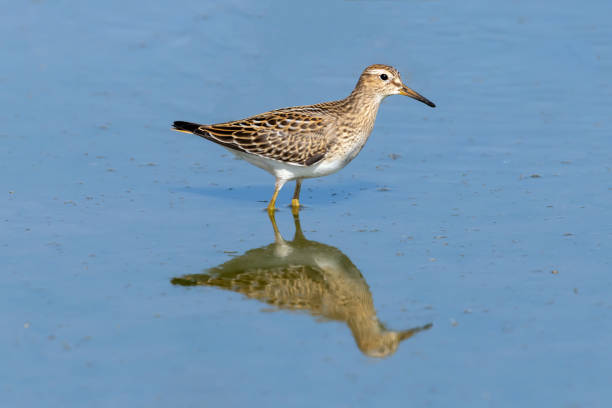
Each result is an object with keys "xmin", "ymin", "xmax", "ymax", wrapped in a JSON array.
[
  {"xmin": 341, "ymin": 89, "xmax": 384, "ymax": 133},
  {"xmin": 347, "ymin": 85, "xmax": 384, "ymax": 110},
  {"xmin": 347, "ymin": 314, "xmax": 391, "ymax": 351}
]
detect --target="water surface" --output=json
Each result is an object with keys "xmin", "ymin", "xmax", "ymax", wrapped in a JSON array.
[{"xmin": 2, "ymin": 1, "xmax": 611, "ymax": 407}]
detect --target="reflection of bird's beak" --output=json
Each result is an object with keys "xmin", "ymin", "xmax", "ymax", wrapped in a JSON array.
[
  {"xmin": 398, "ymin": 322, "xmax": 433, "ymax": 341},
  {"xmin": 399, "ymin": 85, "xmax": 436, "ymax": 108}
]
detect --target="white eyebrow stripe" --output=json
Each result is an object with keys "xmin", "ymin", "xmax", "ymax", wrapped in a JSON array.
[{"xmin": 366, "ymin": 68, "xmax": 392, "ymax": 76}]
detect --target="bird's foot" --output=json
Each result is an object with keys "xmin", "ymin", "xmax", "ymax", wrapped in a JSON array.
[{"xmin": 291, "ymin": 199, "xmax": 300, "ymax": 215}]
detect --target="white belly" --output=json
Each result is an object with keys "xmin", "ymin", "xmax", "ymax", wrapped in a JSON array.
[{"xmin": 230, "ymin": 149, "xmax": 349, "ymax": 181}]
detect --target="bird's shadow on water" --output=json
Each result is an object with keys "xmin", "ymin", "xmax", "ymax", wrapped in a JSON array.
[
  {"xmin": 171, "ymin": 211, "xmax": 432, "ymax": 358},
  {"xmin": 171, "ymin": 180, "xmax": 380, "ymax": 205}
]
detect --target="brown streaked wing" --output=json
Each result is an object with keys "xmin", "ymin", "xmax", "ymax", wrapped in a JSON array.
[{"xmin": 193, "ymin": 112, "xmax": 329, "ymax": 166}]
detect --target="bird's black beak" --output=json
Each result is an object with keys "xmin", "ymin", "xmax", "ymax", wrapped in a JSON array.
[{"xmin": 399, "ymin": 84, "xmax": 436, "ymax": 108}]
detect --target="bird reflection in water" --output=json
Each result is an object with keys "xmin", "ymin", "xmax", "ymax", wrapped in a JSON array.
[{"xmin": 171, "ymin": 212, "xmax": 431, "ymax": 358}]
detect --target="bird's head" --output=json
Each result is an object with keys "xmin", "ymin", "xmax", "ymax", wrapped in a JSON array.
[{"xmin": 356, "ymin": 64, "xmax": 435, "ymax": 107}]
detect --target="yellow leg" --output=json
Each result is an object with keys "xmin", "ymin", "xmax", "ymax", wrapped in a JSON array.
[
  {"xmin": 291, "ymin": 179, "xmax": 302, "ymax": 212},
  {"xmin": 267, "ymin": 209, "xmax": 284, "ymax": 243},
  {"xmin": 291, "ymin": 208, "xmax": 306, "ymax": 241},
  {"xmin": 267, "ymin": 179, "xmax": 286, "ymax": 213}
]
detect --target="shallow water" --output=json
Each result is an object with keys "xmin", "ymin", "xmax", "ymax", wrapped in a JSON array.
[{"xmin": 2, "ymin": 1, "xmax": 612, "ymax": 407}]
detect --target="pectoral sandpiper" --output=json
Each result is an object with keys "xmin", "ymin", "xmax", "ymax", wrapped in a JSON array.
[
  {"xmin": 173, "ymin": 64, "xmax": 435, "ymax": 212},
  {"xmin": 172, "ymin": 211, "xmax": 432, "ymax": 358}
]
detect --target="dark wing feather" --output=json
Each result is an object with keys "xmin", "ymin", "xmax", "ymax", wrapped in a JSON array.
[
  {"xmin": 179, "ymin": 111, "xmax": 330, "ymax": 166},
  {"xmin": 172, "ymin": 265, "xmax": 329, "ymax": 312}
]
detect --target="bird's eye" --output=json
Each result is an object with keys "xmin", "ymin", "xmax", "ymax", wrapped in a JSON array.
[{"xmin": 380, "ymin": 74, "xmax": 388, "ymax": 81}]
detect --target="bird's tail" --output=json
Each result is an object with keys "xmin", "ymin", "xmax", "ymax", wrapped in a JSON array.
[{"xmin": 172, "ymin": 121, "xmax": 201, "ymax": 134}]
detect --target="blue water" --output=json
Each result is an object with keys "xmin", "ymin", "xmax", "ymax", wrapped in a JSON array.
[{"xmin": 2, "ymin": 1, "xmax": 611, "ymax": 407}]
